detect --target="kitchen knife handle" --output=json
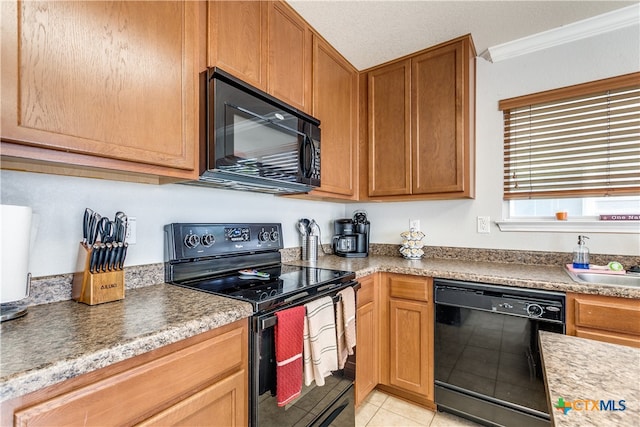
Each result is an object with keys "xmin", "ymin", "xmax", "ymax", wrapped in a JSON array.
[
  {"xmin": 115, "ymin": 242, "xmax": 124, "ymax": 270},
  {"xmin": 89, "ymin": 244, "xmax": 100, "ymax": 273},
  {"xmin": 104, "ymin": 243, "xmax": 112, "ymax": 271},
  {"xmin": 96, "ymin": 244, "xmax": 106, "ymax": 273},
  {"xmin": 108, "ymin": 243, "xmax": 119, "ymax": 271},
  {"xmin": 119, "ymin": 243, "xmax": 128, "ymax": 270},
  {"xmin": 83, "ymin": 208, "xmax": 91, "ymax": 244}
]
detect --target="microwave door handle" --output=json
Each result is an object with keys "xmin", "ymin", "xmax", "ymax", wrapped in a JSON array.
[
  {"xmin": 300, "ymin": 136, "xmax": 309, "ymax": 177},
  {"xmin": 307, "ymin": 135, "xmax": 317, "ymax": 174},
  {"xmin": 301, "ymin": 135, "xmax": 314, "ymax": 178}
]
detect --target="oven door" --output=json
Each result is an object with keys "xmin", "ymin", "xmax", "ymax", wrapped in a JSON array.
[
  {"xmin": 251, "ymin": 284, "xmax": 357, "ymax": 427},
  {"xmin": 255, "ymin": 359, "xmax": 354, "ymax": 427},
  {"xmin": 309, "ymin": 383, "xmax": 355, "ymax": 427}
]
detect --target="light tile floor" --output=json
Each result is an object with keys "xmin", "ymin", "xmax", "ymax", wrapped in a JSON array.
[{"xmin": 356, "ymin": 390, "xmax": 481, "ymax": 427}]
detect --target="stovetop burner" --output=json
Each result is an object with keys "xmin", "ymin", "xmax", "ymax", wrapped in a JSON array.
[{"xmin": 175, "ymin": 263, "xmax": 355, "ymax": 312}]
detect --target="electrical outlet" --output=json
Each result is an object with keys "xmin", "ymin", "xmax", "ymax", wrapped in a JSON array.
[
  {"xmin": 409, "ymin": 219, "xmax": 420, "ymax": 231},
  {"xmin": 126, "ymin": 217, "xmax": 137, "ymax": 244},
  {"xmin": 477, "ymin": 216, "xmax": 490, "ymax": 233}
]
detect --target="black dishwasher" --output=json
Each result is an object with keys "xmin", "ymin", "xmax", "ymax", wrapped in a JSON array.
[{"xmin": 434, "ymin": 279, "xmax": 565, "ymax": 427}]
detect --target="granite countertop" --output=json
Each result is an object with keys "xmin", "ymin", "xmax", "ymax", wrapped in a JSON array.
[
  {"xmin": 539, "ymin": 331, "xmax": 640, "ymax": 426},
  {"xmin": 0, "ymin": 284, "xmax": 253, "ymax": 403},
  {"xmin": 290, "ymin": 255, "xmax": 640, "ymax": 299},
  {"xmin": 2, "ymin": 254, "xmax": 638, "ymax": 406}
]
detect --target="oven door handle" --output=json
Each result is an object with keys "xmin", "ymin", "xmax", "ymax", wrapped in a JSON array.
[
  {"xmin": 257, "ymin": 281, "xmax": 360, "ymax": 332},
  {"xmin": 259, "ymin": 315, "xmax": 278, "ymax": 330}
]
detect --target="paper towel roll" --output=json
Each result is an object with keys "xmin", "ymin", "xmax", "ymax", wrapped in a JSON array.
[{"xmin": 1, "ymin": 204, "xmax": 32, "ymax": 303}]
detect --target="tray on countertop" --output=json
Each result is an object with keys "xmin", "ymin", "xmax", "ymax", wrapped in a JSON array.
[{"xmin": 565, "ymin": 264, "xmax": 626, "ymax": 275}]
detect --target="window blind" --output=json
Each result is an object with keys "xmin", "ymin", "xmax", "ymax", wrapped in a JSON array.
[{"xmin": 499, "ymin": 73, "xmax": 640, "ymax": 200}]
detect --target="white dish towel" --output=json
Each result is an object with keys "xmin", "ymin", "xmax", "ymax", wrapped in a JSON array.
[
  {"xmin": 336, "ymin": 286, "xmax": 357, "ymax": 369},
  {"xmin": 303, "ymin": 296, "xmax": 338, "ymax": 386}
]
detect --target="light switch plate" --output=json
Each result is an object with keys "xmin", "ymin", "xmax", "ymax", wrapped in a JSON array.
[{"xmin": 126, "ymin": 217, "xmax": 137, "ymax": 244}]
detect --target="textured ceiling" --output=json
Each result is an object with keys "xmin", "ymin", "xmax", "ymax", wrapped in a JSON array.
[{"xmin": 287, "ymin": 0, "xmax": 638, "ymax": 70}]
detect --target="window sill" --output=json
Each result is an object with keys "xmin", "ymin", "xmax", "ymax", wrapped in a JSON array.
[{"xmin": 495, "ymin": 220, "xmax": 640, "ymax": 234}]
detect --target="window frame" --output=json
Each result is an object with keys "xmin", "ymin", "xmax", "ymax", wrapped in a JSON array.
[
  {"xmin": 497, "ymin": 72, "xmax": 640, "ymax": 233},
  {"xmin": 499, "ymin": 72, "xmax": 640, "ymax": 199}
]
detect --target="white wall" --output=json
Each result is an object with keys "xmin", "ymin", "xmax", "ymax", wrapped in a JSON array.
[
  {"xmin": 0, "ymin": 170, "xmax": 345, "ymax": 276},
  {"xmin": 353, "ymin": 24, "xmax": 640, "ymax": 257},
  {"xmin": 1, "ymin": 23, "xmax": 639, "ymax": 278}
]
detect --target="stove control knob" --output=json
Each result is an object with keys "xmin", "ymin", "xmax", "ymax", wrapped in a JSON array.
[
  {"xmin": 526, "ymin": 304, "xmax": 544, "ymax": 318},
  {"xmin": 269, "ymin": 230, "xmax": 279, "ymax": 242},
  {"xmin": 259, "ymin": 231, "xmax": 270, "ymax": 242},
  {"xmin": 201, "ymin": 234, "xmax": 215, "ymax": 247},
  {"xmin": 184, "ymin": 233, "xmax": 200, "ymax": 249}
]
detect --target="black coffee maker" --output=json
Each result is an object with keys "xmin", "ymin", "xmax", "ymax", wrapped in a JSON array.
[{"xmin": 333, "ymin": 211, "xmax": 370, "ymax": 258}]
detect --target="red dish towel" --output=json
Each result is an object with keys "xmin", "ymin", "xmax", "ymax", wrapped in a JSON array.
[{"xmin": 275, "ymin": 306, "xmax": 306, "ymax": 407}]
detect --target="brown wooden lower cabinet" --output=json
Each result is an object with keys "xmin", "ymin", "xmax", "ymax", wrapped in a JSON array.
[
  {"xmin": 566, "ymin": 292, "xmax": 640, "ymax": 348},
  {"xmin": 3, "ymin": 319, "xmax": 248, "ymax": 427},
  {"xmin": 388, "ymin": 298, "xmax": 429, "ymax": 396},
  {"xmin": 378, "ymin": 273, "xmax": 434, "ymax": 408},
  {"xmin": 355, "ymin": 273, "xmax": 379, "ymax": 406},
  {"xmin": 356, "ymin": 279, "xmax": 640, "ymax": 409},
  {"xmin": 137, "ymin": 370, "xmax": 246, "ymax": 427}
]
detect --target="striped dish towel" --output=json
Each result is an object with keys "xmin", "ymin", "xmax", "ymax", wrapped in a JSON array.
[
  {"xmin": 303, "ymin": 296, "xmax": 338, "ymax": 386},
  {"xmin": 275, "ymin": 306, "xmax": 305, "ymax": 406},
  {"xmin": 336, "ymin": 286, "xmax": 356, "ymax": 368}
]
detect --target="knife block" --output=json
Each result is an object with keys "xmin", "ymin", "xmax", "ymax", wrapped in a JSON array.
[{"xmin": 72, "ymin": 243, "xmax": 124, "ymax": 305}]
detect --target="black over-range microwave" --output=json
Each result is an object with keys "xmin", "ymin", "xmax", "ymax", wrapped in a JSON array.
[{"xmin": 186, "ymin": 67, "xmax": 321, "ymax": 194}]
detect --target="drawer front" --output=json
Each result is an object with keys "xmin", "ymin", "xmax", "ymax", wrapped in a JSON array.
[
  {"xmin": 574, "ymin": 297, "xmax": 640, "ymax": 336},
  {"xmin": 575, "ymin": 327, "xmax": 640, "ymax": 348},
  {"xmin": 358, "ymin": 276, "xmax": 375, "ymax": 307},
  {"xmin": 389, "ymin": 275, "xmax": 430, "ymax": 302},
  {"xmin": 137, "ymin": 369, "xmax": 248, "ymax": 426},
  {"xmin": 15, "ymin": 326, "xmax": 245, "ymax": 426}
]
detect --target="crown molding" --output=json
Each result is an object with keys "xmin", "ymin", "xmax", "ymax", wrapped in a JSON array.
[{"xmin": 481, "ymin": 3, "xmax": 640, "ymax": 62}]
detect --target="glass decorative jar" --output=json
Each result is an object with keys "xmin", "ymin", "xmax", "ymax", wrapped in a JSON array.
[{"xmin": 399, "ymin": 228, "xmax": 425, "ymax": 260}]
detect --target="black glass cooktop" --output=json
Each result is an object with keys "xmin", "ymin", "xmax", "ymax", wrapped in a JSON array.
[{"xmin": 175, "ymin": 264, "xmax": 355, "ymax": 312}]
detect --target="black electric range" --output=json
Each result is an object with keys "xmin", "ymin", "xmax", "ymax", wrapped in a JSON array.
[
  {"xmin": 164, "ymin": 222, "xmax": 355, "ymax": 313},
  {"xmin": 164, "ymin": 222, "xmax": 358, "ymax": 427}
]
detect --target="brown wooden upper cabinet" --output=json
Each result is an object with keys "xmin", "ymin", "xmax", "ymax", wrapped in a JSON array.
[
  {"xmin": 207, "ymin": 0, "xmax": 267, "ymax": 91},
  {"xmin": 310, "ymin": 35, "xmax": 359, "ymax": 200},
  {"xmin": 0, "ymin": 0, "xmax": 202, "ymax": 181},
  {"xmin": 208, "ymin": 0, "xmax": 312, "ymax": 113},
  {"xmin": 366, "ymin": 35, "xmax": 476, "ymax": 200},
  {"xmin": 368, "ymin": 60, "xmax": 412, "ymax": 196}
]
